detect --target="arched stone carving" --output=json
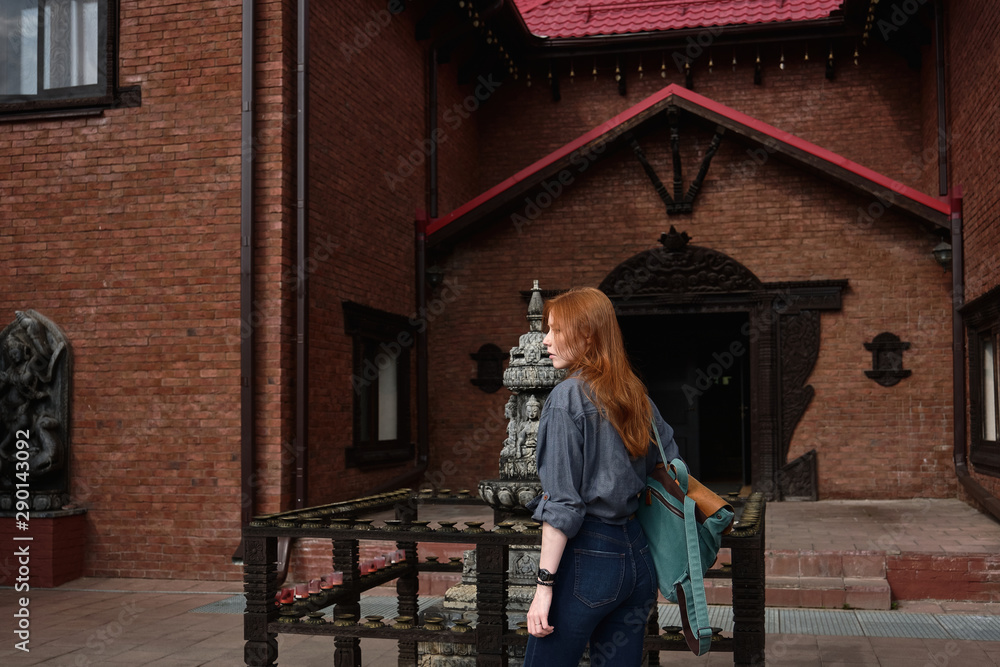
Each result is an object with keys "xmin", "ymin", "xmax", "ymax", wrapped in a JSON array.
[{"xmin": 599, "ymin": 227, "xmax": 763, "ymax": 298}]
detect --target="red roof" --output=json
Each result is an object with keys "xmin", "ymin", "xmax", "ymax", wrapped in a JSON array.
[
  {"xmin": 513, "ymin": 0, "xmax": 846, "ymax": 38},
  {"xmin": 425, "ymin": 83, "xmax": 949, "ymax": 246}
]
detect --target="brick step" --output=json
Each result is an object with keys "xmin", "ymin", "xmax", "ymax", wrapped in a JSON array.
[
  {"xmin": 700, "ymin": 548, "xmax": 890, "ymax": 609},
  {"xmin": 767, "ymin": 549, "xmax": 889, "ymax": 609},
  {"xmin": 763, "ymin": 549, "xmax": 1000, "ymax": 604},
  {"xmin": 704, "ymin": 575, "xmax": 891, "ymax": 610}
]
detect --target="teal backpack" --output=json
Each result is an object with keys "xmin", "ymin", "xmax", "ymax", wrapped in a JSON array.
[{"xmin": 637, "ymin": 428, "xmax": 735, "ymax": 655}]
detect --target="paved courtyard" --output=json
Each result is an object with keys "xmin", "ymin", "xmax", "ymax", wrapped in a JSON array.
[{"xmin": 2, "ymin": 499, "xmax": 999, "ymax": 666}]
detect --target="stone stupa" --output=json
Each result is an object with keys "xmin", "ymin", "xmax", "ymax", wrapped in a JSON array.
[
  {"xmin": 478, "ymin": 280, "xmax": 565, "ymax": 516},
  {"xmin": 421, "ymin": 281, "xmax": 565, "ymax": 666}
]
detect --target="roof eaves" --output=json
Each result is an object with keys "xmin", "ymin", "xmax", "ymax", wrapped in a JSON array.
[{"xmin": 426, "ymin": 84, "xmax": 949, "ymax": 248}]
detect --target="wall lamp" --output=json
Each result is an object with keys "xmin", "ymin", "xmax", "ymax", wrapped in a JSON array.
[
  {"xmin": 426, "ymin": 265, "xmax": 445, "ymax": 290},
  {"xmin": 932, "ymin": 241, "xmax": 953, "ymax": 270}
]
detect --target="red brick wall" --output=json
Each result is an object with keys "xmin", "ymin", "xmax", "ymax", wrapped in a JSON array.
[
  {"xmin": 426, "ymin": 115, "xmax": 955, "ymax": 499},
  {"xmin": 0, "ymin": 0, "xmax": 286, "ymax": 579},
  {"xmin": 303, "ymin": 0, "xmax": 482, "ymax": 507},
  {"xmin": 918, "ymin": 39, "xmax": 944, "ymax": 200},
  {"xmin": 946, "ymin": 0, "xmax": 1000, "ymax": 500}
]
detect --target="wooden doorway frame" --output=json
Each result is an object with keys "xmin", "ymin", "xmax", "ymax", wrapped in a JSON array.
[{"xmin": 599, "ymin": 230, "xmax": 846, "ymax": 499}]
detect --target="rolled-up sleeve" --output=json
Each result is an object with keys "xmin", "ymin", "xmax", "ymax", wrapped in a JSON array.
[{"xmin": 531, "ymin": 405, "xmax": 587, "ymax": 538}]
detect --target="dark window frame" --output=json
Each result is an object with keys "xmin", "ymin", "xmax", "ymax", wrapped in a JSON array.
[
  {"xmin": 0, "ymin": 0, "xmax": 138, "ymax": 118},
  {"xmin": 343, "ymin": 301, "xmax": 413, "ymax": 469},
  {"xmin": 964, "ymin": 284, "xmax": 1000, "ymax": 477}
]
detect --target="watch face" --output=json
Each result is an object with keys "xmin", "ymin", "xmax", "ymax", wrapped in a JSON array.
[{"xmin": 537, "ymin": 568, "xmax": 555, "ymax": 582}]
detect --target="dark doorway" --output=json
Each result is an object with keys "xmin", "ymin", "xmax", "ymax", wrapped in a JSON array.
[{"xmin": 620, "ymin": 312, "xmax": 750, "ymax": 494}]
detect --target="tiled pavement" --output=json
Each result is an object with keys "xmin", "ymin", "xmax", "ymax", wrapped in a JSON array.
[{"xmin": 1, "ymin": 499, "xmax": 999, "ymax": 666}]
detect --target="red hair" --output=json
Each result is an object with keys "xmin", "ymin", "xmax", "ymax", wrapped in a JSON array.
[{"xmin": 545, "ymin": 287, "xmax": 653, "ymax": 458}]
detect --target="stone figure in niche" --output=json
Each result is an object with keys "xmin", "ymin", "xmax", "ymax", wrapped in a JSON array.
[
  {"xmin": 0, "ymin": 310, "xmax": 72, "ymax": 511},
  {"xmin": 515, "ymin": 395, "xmax": 540, "ymax": 458},
  {"xmin": 513, "ymin": 551, "xmax": 537, "ymax": 580},
  {"xmin": 501, "ymin": 396, "xmax": 518, "ymax": 459}
]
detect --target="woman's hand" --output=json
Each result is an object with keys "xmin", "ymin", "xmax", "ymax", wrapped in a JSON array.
[{"xmin": 527, "ymin": 584, "xmax": 555, "ymax": 637}]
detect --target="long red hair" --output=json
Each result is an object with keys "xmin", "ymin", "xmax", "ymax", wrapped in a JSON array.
[{"xmin": 545, "ymin": 287, "xmax": 652, "ymax": 458}]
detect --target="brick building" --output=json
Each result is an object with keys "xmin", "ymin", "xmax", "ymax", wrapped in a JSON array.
[{"xmin": 0, "ymin": 0, "xmax": 997, "ymax": 583}]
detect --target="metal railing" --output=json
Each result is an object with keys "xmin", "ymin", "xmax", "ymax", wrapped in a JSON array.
[{"xmin": 242, "ymin": 489, "xmax": 766, "ymax": 666}]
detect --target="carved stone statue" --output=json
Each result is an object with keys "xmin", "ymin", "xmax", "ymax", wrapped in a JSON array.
[
  {"xmin": 0, "ymin": 310, "xmax": 72, "ymax": 511},
  {"xmin": 515, "ymin": 395, "xmax": 540, "ymax": 458},
  {"xmin": 479, "ymin": 281, "xmax": 565, "ymax": 514}
]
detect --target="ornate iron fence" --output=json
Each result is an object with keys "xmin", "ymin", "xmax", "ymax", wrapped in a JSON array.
[{"xmin": 242, "ymin": 489, "xmax": 765, "ymax": 666}]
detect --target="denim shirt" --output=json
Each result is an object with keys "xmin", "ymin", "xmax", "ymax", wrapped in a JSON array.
[{"xmin": 529, "ymin": 376, "xmax": 680, "ymax": 539}]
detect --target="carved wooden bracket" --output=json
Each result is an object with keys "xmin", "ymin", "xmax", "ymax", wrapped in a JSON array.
[{"xmin": 627, "ymin": 106, "xmax": 725, "ymax": 215}]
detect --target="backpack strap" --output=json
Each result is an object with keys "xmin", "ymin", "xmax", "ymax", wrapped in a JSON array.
[
  {"xmin": 682, "ymin": 492, "xmax": 714, "ymax": 654},
  {"xmin": 653, "ymin": 421, "xmax": 713, "ymax": 654},
  {"xmin": 652, "ymin": 425, "xmax": 688, "ymax": 494}
]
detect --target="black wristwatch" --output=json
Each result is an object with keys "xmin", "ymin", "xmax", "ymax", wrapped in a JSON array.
[{"xmin": 537, "ymin": 568, "xmax": 557, "ymax": 584}]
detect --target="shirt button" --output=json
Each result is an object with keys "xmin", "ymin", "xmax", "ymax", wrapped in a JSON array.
[{"xmin": 543, "ymin": 494, "xmax": 549, "ymax": 499}]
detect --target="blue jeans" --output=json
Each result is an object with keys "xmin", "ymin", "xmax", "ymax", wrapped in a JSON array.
[{"xmin": 523, "ymin": 516, "xmax": 658, "ymax": 667}]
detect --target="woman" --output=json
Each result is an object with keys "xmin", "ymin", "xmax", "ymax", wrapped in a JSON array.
[{"xmin": 525, "ymin": 287, "xmax": 679, "ymax": 667}]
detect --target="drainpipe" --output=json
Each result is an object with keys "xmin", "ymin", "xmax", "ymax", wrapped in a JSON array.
[
  {"xmin": 419, "ymin": 46, "xmax": 437, "ymax": 470},
  {"xmin": 935, "ymin": 0, "xmax": 948, "ymax": 197},
  {"xmin": 234, "ymin": 0, "xmax": 255, "ymax": 564},
  {"xmin": 294, "ymin": 0, "xmax": 309, "ymax": 511},
  {"xmin": 260, "ymin": 0, "xmax": 310, "ymax": 582}
]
